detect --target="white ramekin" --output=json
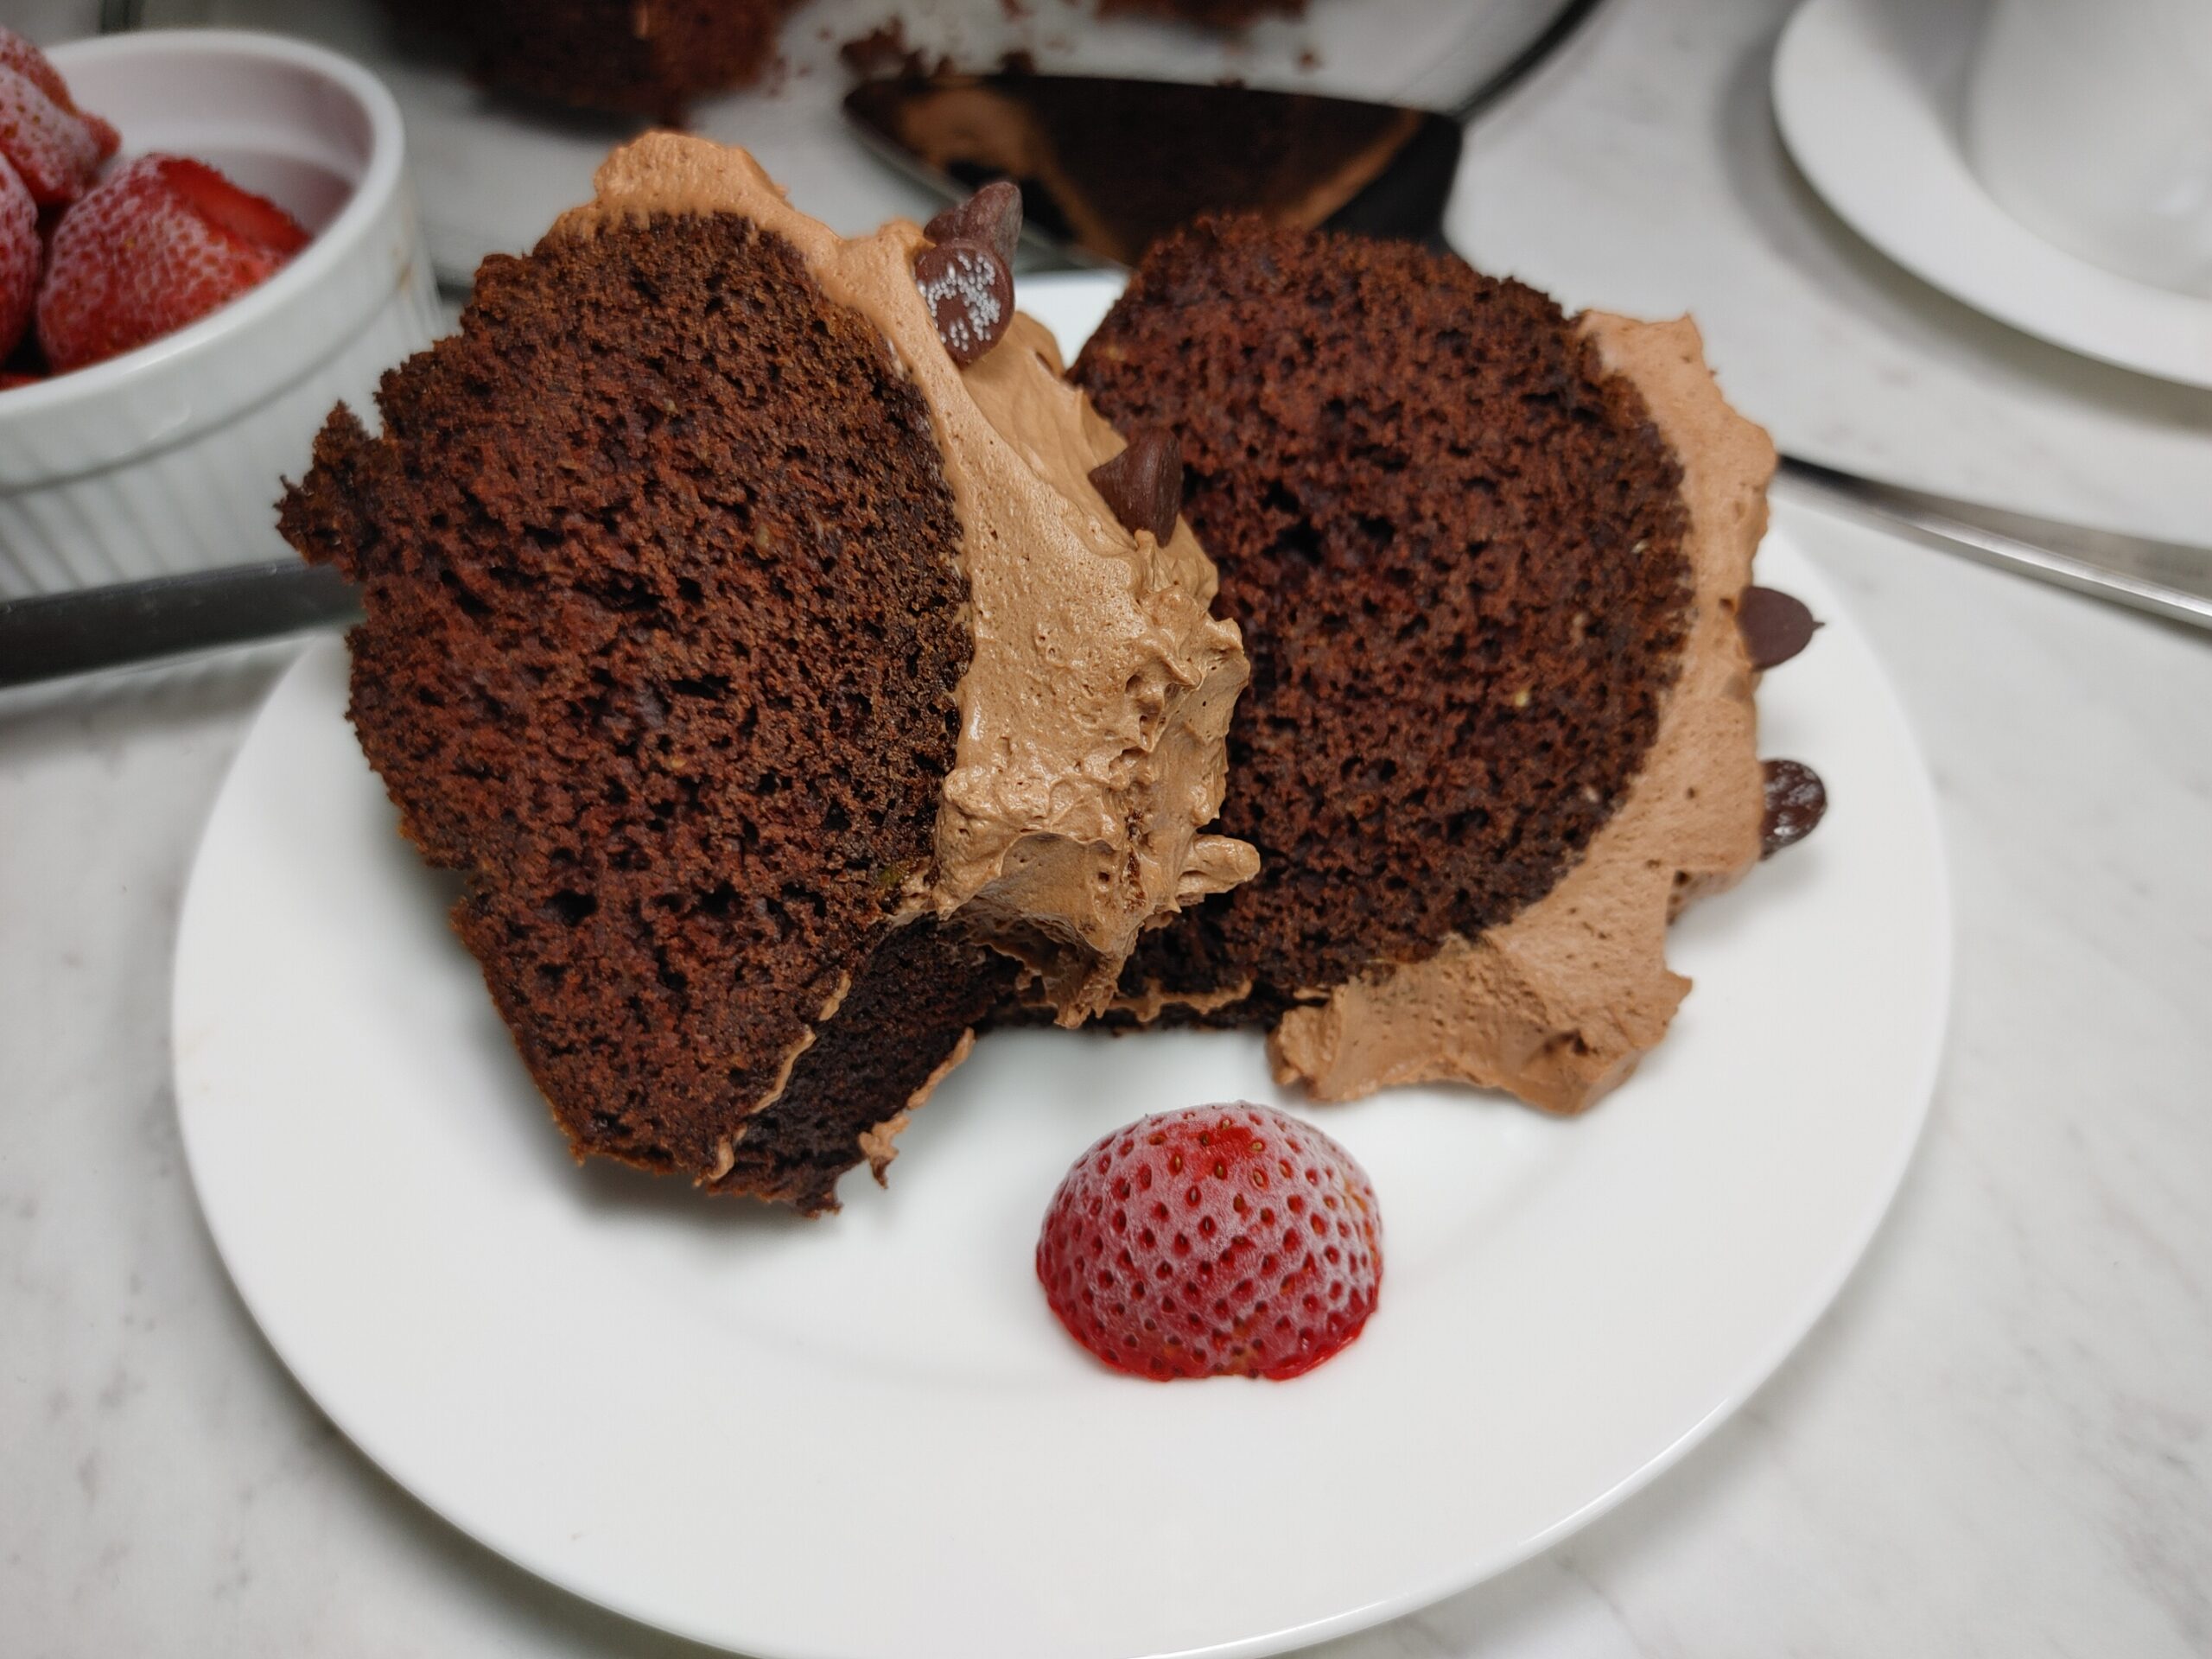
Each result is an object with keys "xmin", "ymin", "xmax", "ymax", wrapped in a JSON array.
[{"xmin": 0, "ymin": 29, "xmax": 442, "ymax": 598}]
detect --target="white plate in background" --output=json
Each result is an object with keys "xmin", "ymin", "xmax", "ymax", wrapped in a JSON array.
[
  {"xmin": 1773, "ymin": 0, "xmax": 2212, "ymax": 390},
  {"xmin": 173, "ymin": 275, "xmax": 1949, "ymax": 1659}
]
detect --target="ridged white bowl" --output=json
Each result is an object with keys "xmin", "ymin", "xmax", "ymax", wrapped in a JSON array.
[{"xmin": 0, "ymin": 30, "xmax": 441, "ymax": 598}]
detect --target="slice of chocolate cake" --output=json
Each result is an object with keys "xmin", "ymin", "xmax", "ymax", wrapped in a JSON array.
[
  {"xmin": 280, "ymin": 139, "xmax": 1252, "ymax": 1211},
  {"xmin": 1068, "ymin": 217, "xmax": 1823, "ymax": 1112},
  {"xmin": 386, "ymin": 0, "xmax": 804, "ymax": 119},
  {"xmin": 387, "ymin": 0, "xmax": 1306, "ymax": 119}
]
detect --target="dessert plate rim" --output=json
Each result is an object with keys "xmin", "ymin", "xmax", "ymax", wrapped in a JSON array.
[
  {"xmin": 1772, "ymin": 0, "xmax": 2212, "ymax": 391},
  {"xmin": 172, "ymin": 272, "xmax": 1952, "ymax": 1659}
]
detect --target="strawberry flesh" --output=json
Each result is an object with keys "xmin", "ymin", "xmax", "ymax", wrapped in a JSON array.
[
  {"xmin": 35, "ymin": 154, "xmax": 311, "ymax": 373},
  {"xmin": 163, "ymin": 155, "xmax": 310, "ymax": 257},
  {"xmin": 1036, "ymin": 1102, "xmax": 1383, "ymax": 1381}
]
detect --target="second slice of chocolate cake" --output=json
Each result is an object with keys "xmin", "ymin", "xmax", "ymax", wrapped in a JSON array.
[{"xmin": 1069, "ymin": 217, "xmax": 1821, "ymax": 1112}]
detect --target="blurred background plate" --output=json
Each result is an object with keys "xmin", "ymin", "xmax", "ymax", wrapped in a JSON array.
[
  {"xmin": 133, "ymin": 0, "xmax": 1583, "ymax": 282},
  {"xmin": 1773, "ymin": 0, "xmax": 2212, "ymax": 390}
]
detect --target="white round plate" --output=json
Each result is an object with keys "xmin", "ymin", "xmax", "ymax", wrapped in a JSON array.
[
  {"xmin": 141, "ymin": 0, "xmax": 1580, "ymax": 280},
  {"xmin": 1773, "ymin": 0, "xmax": 2212, "ymax": 390},
  {"xmin": 174, "ymin": 275, "xmax": 1949, "ymax": 1659}
]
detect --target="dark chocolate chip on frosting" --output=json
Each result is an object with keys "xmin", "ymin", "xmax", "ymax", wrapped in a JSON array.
[
  {"xmin": 1738, "ymin": 586, "xmax": 1820, "ymax": 670},
  {"xmin": 925, "ymin": 181, "xmax": 1023, "ymax": 267},
  {"xmin": 913, "ymin": 240, "xmax": 1013, "ymax": 365},
  {"xmin": 1088, "ymin": 429, "xmax": 1184, "ymax": 543},
  {"xmin": 1760, "ymin": 758, "xmax": 1827, "ymax": 857}
]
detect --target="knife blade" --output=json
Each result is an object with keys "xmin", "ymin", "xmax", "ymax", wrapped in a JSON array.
[{"xmin": 0, "ymin": 561, "xmax": 360, "ymax": 690}]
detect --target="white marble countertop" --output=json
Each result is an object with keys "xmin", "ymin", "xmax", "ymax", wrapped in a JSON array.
[{"xmin": 3, "ymin": 1, "xmax": 2209, "ymax": 1656}]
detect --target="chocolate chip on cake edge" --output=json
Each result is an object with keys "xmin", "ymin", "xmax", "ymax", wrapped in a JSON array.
[
  {"xmin": 1738, "ymin": 585, "xmax": 1820, "ymax": 670},
  {"xmin": 913, "ymin": 240, "xmax": 1013, "ymax": 365},
  {"xmin": 925, "ymin": 180, "xmax": 1023, "ymax": 266},
  {"xmin": 1088, "ymin": 429, "xmax": 1184, "ymax": 543}
]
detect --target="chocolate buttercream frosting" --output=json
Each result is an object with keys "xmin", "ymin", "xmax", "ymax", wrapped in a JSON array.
[
  {"xmin": 1268, "ymin": 315, "xmax": 1775, "ymax": 1109},
  {"xmin": 558, "ymin": 137, "xmax": 1256, "ymax": 1020}
]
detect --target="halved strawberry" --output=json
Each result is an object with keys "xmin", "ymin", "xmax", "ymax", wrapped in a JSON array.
[
  {"xmin": 0, "ymin": 28, "xmax": 118, "ymax": 208},
  {"xmin": 162, "ymin": 153, "xmax": 310, "ymax": 257},
  {"xmin": 35, "ymin": 154, "xmax": 311, "ymax": 373},
  {"xmin": 0, "ymin": 155, "xmax": 35, "ymax": 361},
  {"xmin": 1037, "ymin": 1103, "xmax": 1384, "ymax": 1381}
]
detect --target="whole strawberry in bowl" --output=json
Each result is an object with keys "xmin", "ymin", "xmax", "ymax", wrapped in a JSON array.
[
  {"xmin": 0, "ymin": 29, "xmax": 437, "ymax": 599},
  {"xmin": 0, "ymin": 25, "xmax": 120, "ymax": 369},
  {"xmin": 0, "ymin": 24, "xmax": 118, "ymax": 213},
  {"xmin": 35, "ymin": 153, "xmax": 310, "ymax": 375},
  {"xmin": 1037, "ymin": 1102, "xmax": 1384, "ymax": 1381}
]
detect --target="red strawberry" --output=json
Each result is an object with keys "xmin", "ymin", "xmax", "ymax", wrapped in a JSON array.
[
  {"xmin": 0, "ymin": 371, "xmax": 41, "ymax": 391},
  {"xmin": 0, "ymin": 28, "xmax": 119, "ymax": 157},
  {"xmin": 160, "ymin": 153, "xmax": 310, "ymax": 257},
  {"xmin": 0, "ymin": 27, "xmax": 118, "ymax": 209},
  {"xmin": 35, "ymin": 154, "xmax": 311, "ymax": 373},
  {"xmin": 0, "ymin": 27, "xmax": 84, "ymax": 114},
  {"xmin": 1036, "ymin": 1102, "xmax": 1382, "ymax": 1381},
  {"xmin": 0, "ymin": 155, "xmax": 34, "ymax": 359}
]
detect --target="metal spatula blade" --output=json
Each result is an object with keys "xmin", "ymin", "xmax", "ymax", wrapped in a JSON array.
[{"xmin": 844, "ymin": 73, "xmax": 1465, "ymax": 264}]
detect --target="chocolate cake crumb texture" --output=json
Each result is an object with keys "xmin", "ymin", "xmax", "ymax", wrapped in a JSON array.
[
  {"xmin": 389, "ymin": 0, "xmax": 804, "ymax": 118},
  {"xmin": 1071, "ymin": 217, "xmax": 1696, "ymax": 1023},
  {"xmin": 281, "ymin": 211, "xmax": 985, "ymax": 1211}
]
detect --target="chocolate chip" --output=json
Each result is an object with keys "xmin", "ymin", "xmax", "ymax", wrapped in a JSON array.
[
  {"xmin": 1761, "ymin": 759, "xmax": 1827, "ymax": 857},
  {"xmin": 1088, "ymin": 429, "xmax": 1184, "ymax": 543},
  {"xmin": 912, "ymin": 240, "xmax": 1013, "ymax": 365},
  {"xmin": 925, "ymin": 180, "xmax": 1023, "ymax": 266},
  {"xmin": 1738, "ymin": 586, "xmax": 1820, "ymax": 670}
]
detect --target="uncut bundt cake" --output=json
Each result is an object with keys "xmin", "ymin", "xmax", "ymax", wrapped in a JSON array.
[
  {"xmin": 1065, "ymin": 217, "xmax": 1825, "ymax": 1112},
  {"xmin": 279, "ymin": 138, "xmax": 1252, "ymax": 1211}
]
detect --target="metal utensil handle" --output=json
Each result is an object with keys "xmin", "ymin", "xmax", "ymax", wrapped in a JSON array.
[
  {"xmin": 0, "ymin": 562, "xmax": 361, "ymax": 690},
  {"xmin": 1777, "ymin": 456, "xmax": 2212, "ymax": 632}
]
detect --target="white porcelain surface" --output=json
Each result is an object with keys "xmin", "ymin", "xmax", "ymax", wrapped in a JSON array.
[
  {"xmin": 1964, "ymin": 0, "xmax": 2212, "ymax": 298},
  {"xmin": 0, "ymin": 30, "xmax": 441, "ymax": 597},
  {"xmin": 1772, "ymin": 0, "xmax": 2212, "ymax": 389},
  {"xmin": 5, "ymin": 1, "xmax": 2211, "ymax": 1655},
  {"xmin": 169, "ymin": 505, "xmax": 1942, "ymax": 1659}
]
